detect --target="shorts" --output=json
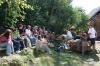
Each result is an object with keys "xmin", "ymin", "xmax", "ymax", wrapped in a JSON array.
[{"xmin": 90, "ymin": 38, "xmax": 95, "ymax": 45}]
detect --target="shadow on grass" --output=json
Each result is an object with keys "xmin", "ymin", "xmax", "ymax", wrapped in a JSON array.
[
  {"xmin": 51, "ymin": 50, "xmax": 99, "ymax": 66},
  {"xmin": 33, "ymin": 48, "xmax": 41, "ymax": 57},
  {"xmin": 81, "ymin": 51, "xmax": 99, "ymax": 62},
  {"xmin": 53, "ymin": 40, "xmax": 99, "ymax": 65},
  {"xmin": 50, "ymin": 50, "xmax": 81, "ymax": 66}
]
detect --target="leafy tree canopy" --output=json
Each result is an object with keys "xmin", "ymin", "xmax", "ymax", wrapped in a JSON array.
[{"xmin": 0, "ymin": 0, "xmax": 88, "ymax": 34}]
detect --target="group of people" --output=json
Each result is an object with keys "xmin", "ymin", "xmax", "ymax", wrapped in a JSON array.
[
  {"xmin": 0, "ymin": 24, "xmax": 55, "ymax": 55},
  {"xmin": 58, "ymin": 24, "xmax": 97, "ymax": 52},
  {"xmin": 0, "ymin": 23, "xmax": 97, "ymax": 56}
]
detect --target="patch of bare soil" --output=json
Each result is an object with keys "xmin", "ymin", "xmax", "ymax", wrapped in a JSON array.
[{"xmin": 82, "ymin": 41, "xmax": 100, "ymax": 66}]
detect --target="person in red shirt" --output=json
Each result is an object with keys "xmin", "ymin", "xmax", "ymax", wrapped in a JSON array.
[{"xmin": 0, "ymin": 29, "xmax": 14, "ymax": 55}]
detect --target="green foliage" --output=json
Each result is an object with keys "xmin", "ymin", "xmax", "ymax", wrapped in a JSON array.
[
  {"xmin": 0, "ymin": 0, "xmax": 3, "ymax": 6},
  {"xmin": 73, "ymin": 7, "xmax": 88, "ymax": 31},
  {"xmin": 0, "ymin": 0, "xmax": 88, "ymax": 34},
  {"xmin": 0, "ymin": 0, "xmax": 33, "ymax": 28},
  {"xmin": 0, "ymin": 45, "xmax": 90, "ymax": 66},
  {"xmin": 0, "ymin": 55, "xmax": 28, "ymax": 66},
  {"xmin": 20, "ymin": 48, "xmax": 33, "ymax": 56},
  {"xmin": 24, "ymin": 0, "xmax": 88, "ymax": 34},
  {"xmin": 19, "ymin": 48, "xmax": 34, "ymax": 63},
  {"xmin": 0, "ymin": 48, "xmax": 34, "ymax": 66},
  {"xmin": 25, "ymin": 0, "xmax": 74, "ymax": 34}
]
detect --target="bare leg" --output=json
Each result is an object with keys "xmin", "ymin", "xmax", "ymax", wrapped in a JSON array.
[{"xmin": 93, "ymin": 44, "xmax": 95, "ymax": 51}]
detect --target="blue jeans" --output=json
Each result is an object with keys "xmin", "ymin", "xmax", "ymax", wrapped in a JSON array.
[
  {"xmin": 13, "ymin": 40, "xmax": 20, "ymax": 52},
  {"xmin": 27, "ymin": 35, "xmax": 37, "ymax": 46},
  {"xmin": 14, "ymin": 38, "xmax": 25, "ymax": 50},
  {"xmin": 29, "ymin": 37, "xmax": 37, "ymax": 45},
  {"xmin": 0, "ymin": 41, "xmax": 14, "ymax": 55}
]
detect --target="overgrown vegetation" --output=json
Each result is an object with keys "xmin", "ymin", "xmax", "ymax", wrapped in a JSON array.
[
  {"xmin": 0, "ymin": 48, "xmax": 34, "ymax": 66},
  {"xmin": 0, "ymin": 48, "xmax": 82, "ymax": 66},
  {"xmin": 0, "ymin": 41, "xmax": 99, "ymax": 66}
]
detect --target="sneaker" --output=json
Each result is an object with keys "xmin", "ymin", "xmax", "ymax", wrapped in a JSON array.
[{"xmin": 16, "ymin": 51, "xmax": 21, "ymax": 54}]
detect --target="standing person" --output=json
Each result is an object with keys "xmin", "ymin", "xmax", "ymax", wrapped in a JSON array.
[
  {"xmin": 88, "ymin": 25, "xmax": 97, "ymax": 51},
  {"xmin": 0, "ymin": 29, "xmax": 14, "ymax": 55}
]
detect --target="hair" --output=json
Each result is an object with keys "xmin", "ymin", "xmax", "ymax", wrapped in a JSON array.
[
  {"xmin": 38, "ymin": 35, "xmax": 41, "ymax": 40},
  {"xmin": 10, "ymin": 27, "xmax": 16, "ymax": 32},
  {"xmin": 3, "ymin": 29, "xmax": 12, "ymax": 39},
  {"xmin": 19, "ymin": 24, "xmax": 23, "ymax": 27},
  {"xmin": 61, "ymin": 36, "xmax": 65, "ymax": 40},
  {"xmin": 41, "ymin": 35, "xmax": 47, "ymax": 38}
]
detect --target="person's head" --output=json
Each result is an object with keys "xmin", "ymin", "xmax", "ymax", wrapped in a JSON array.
[
  {"xmin": 61, "ymin": 36, "xmax": 65, "ymax": 40},
  {"xmin": 19, "ymin": 24, "xmax": 23, "ymax": 27},
  {"xmin": 27, "ymin": 25, "xmax": 31, "ymax": 29},
  {"xmin": 71, "ymin": 26, "xmax": 75, "ymax": 30},
  {"xmin": 10, "ymin": 27, "xmax": 16, "ymax": 32},
  {"xmin": 70, "ymin": 29, "xmax": 73, "ymax": 32},
  {"xmin": 3, "ymin": 29, "xmax": 12, "ymax": 38},
  {"xmin": 41, "ymin": 35, "xmax": 47, "ymax": 38},
  {"xmin": 5, "ymin": 29, "xmax": 12, "ymax": 34},
  {"xmin": 34, "ymin": 26, "xmax": 38, "ymax": 30},
  {"xmin": 88, "ymin": 25, "xmax": 93, "ymax": 28}
]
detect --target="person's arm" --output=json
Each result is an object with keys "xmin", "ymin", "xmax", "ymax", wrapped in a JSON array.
[
  {"xmin": 0, "ymin": 36, "xmax": 8, "ymax": 43},
  {"xmin": 88, "ymin": 29, "xmax": 91, "ymax": 36},
  {"xmin": 95, "ymin": 30, "xmax": 97, "ymax": 38}
]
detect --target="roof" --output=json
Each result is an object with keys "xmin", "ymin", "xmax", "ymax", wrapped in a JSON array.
[{"xmin": 89, "ymin": 7, "xmax": 100, "ymax": 19}]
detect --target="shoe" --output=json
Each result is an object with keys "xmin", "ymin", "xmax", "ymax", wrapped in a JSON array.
[{"xmin": 16, "ymin": 51, "xmax": 21, "ymax": 54}]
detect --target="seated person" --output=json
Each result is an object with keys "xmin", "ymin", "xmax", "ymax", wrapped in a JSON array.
[
  {"xmin": 35, "ymin": 35, "xmax": 51, "ymax": 54},
  {"xmin": 67, "ymin": 29, "xmax": 73, "ymax": 40},
  {"xmin": 25, "ymin": 25, "xmax": 37, "ymax": 46},
  {"xmin": 0, "ymin": 29, "xmax": 14, "ymax": 55}
]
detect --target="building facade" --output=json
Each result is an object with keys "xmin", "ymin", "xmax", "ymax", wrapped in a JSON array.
[{"xmin": 89, "ymin": 7, "xmax": 100, "ymax": 40}]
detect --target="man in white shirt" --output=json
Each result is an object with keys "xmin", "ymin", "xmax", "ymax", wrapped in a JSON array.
[
  {"xmin": 88, "ymin": 25, "xmax": 97, "ymax": 51},
  {"xmin": 67, "ymin": 30, "xmax": 73, "ymax": 40}
]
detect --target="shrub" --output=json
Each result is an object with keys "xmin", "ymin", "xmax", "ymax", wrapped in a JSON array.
[
  {"xmin": 0, "ymin": 48, "xmax": 34, "ymax": 66},
  {"xmin": 0, "ymin": 55, "xmax": 29, "ymax": 66}
]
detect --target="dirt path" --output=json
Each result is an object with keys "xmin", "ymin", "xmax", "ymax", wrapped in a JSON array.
[{"xmin": 82, "ymin": 41, "xmax": 100, "ymax": 66}]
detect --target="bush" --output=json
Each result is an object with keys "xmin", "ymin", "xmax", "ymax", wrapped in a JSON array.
[
  {"xmin": 0, "ymin": 48, "xmax": 34, "ymax": 66},
  {"xmin": 0, "ymin": 46, "xmax": 82, "ymax": 66},
  {"xmin": 0, "ymin": 55, "xmax": 28, "ymax": 66},
  {"xmin": 20, "ymin": 48, "xmax": 33, "ymax": 56}
]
